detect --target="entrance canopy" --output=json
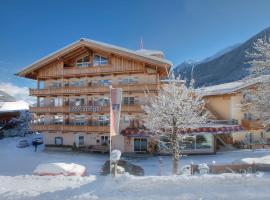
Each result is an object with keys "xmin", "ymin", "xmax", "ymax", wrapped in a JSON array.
[
  {"xmin": 179, "ymin": 124, "xmax": 244, "ymax": 135},
  {"xmin": 121, "ymin": 124, "xmax": 244, "ymax": 138}
]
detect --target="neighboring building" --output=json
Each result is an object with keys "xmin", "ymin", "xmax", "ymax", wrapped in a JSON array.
[
  {"xmin": 198, "ymin": 76, "xmax": 270, "ymax": 148},
  {"xmin": 0, "ymin": 90, "xmax": 30, "ymax": 137},
  {"xmin": 16, "ymin": 38, "xmax": 172, "ymax": 153}
]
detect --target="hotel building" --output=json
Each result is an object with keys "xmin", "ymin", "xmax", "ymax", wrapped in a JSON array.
[{"xmin": 17, "ymin": 38, "xmax": 172, "ymax": 153}]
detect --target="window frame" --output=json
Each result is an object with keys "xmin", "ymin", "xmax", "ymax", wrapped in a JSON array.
[
  {"xmin": 76, "ymin": 55, "xmax": 90, "ymax": 68},
  {"xmin": 55, "ymin": 137, "xmax": 63, "ymax": 145},
  {"xmin": 93, "ymin": 54, "xmax": 109, "ymax": 66}
]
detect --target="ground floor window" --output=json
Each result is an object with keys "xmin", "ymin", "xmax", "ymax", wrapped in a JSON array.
[
  {"xmin": 101, "ymin": 136, "xmax": 109, "ymax": 145},
  {"xmin": 134, "ymin": 138, "xmax": 147, "ymax": 152},
  {"xmin": 55, "ymin": 137, "xmax": 63, "ymax": 145},
  {"xmin": 78, "ymin": 136, "xmax": 84, "ymax": 146},
  {"xmin": 180, "ymin": 134, "xmax": 213, "ymax": 150}
]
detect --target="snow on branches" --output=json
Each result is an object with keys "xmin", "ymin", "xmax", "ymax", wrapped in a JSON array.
[
  {"xmin": 143, "ymin": 74, "xmax": 207, "ymax": 174},
  {"xmin": 242, "ymin": 77, "xmax": 270, "ymax": 128},
  {"xmin": 244, "ymin": 36, "xmax": 270, "ymax": 128},
  {"xmin": 246, "ymin": 37, "xmax": 270, "ymax": 77}
]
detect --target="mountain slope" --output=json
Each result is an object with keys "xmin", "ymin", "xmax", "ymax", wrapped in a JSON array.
[{"xmin": 174, "ymin": 27, "xmax": 270, "ymax": 87}]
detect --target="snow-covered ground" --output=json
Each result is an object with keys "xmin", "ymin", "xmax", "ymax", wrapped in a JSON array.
[{"xmin": 1, "ymin": 137, "xmax": 270, "ymax": 200}]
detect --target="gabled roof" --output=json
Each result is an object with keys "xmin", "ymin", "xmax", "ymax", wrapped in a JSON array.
[
  {"xmin": 197, "ymin": 75, "xmax": 270, "ymax": 97},
  {"xmin": 17, "ymin": 38, "xmax": 172, "ymax": 77}
]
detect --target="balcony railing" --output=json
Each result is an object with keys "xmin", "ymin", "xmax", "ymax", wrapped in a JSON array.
[
  {"xmin": 30, "ymin": 84, "xmax": 158, "ymax": 96},
  {"xmin": 30, "ymin": 124, "xmax": 109, "ymax": 133},
  {"xmin": 241, "ymin": 119, "xmax": 262, "ymax": 130},
  {"xmin": 39, "ymin": 65, "xmax": 145, "ymax": 78},
  {"xmin": 29, "ymin": 104, "xmax": 143, "ymax": 113}
]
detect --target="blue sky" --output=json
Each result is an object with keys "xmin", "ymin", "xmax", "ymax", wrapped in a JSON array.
[{"xmin": 0, "ymin": 0, "xmax": 270, "ymax": 89}]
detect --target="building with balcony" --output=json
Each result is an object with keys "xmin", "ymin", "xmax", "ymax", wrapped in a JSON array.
[
  {"xmin": 17, "ymin": 38, "xmax": 172, "ymax": 153},
  {"xmin": 197, "ymin": 76, "xmax": 270, "ymax": 149}
]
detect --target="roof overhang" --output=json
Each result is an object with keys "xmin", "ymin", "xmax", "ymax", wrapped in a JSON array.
[{"xmin": 16, "ymin": 38, "xmax": 172, "ymax": 79}]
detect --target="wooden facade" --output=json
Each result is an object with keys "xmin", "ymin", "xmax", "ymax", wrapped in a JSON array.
[{"xmin": 17, "ymin": 38, "xmax": 172, "ymax": 152}]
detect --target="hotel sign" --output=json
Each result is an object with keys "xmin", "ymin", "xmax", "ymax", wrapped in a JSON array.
[{"xmin": 70, "ymin": 106, "xmax": 102, "ymax": 113}]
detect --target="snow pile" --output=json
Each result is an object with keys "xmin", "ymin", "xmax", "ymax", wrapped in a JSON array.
[
  {"xmin": 0, "ymin": 100, "xmax": 29, "ymax": 111},
  {"xmin": 242, "ymin": 155, "xmax": 270, "ymax": 165},
  {"xmin": 33, "ymin": 163, "xmax": 87, "ymax": 176}
]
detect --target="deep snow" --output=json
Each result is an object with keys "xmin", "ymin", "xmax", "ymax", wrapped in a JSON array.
[{"xmin": 1, "ymin": 137, "xmax": 270, "ymax": 200}]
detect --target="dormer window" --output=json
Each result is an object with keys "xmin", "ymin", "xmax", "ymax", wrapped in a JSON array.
[
  {"xmin": 76, "ymin": 56, "xmax": 90, "ymax": 67},
  {"xmin": 93, "ymin": 55, "xmax": 108, "ymax": 66}
]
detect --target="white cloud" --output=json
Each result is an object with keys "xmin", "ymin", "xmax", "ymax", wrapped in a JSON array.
[{"xmin": 0, "ymin": 82, "xmax": 35, "ymax": 105}]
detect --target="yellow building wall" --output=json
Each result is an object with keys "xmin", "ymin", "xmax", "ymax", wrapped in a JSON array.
[
  {"xmin": 206, "ymin": 93, "xmax": 243, "ymax": 122},
  {"xmin": 205, "ymin": 95, "xmax": 231, "ymax": 120},
  {"xmin": 230, "ymin": 94, "xmax": 243, "ymax": 123}
]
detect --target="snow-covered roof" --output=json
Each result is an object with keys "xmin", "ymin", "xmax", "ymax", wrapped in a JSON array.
[
  {"xmin": 0, "ymin": 90, "xmax": 16, "ymax": 103},
  {"xmin": 135, "ymin": 49, "xmax": 164, "ymax": 57},
  {"xmin": 17, "ymin": 38, "xmax": 172, "ymax": 77},
  {"xmin": 197, "ymin": 75, "xmax": 270, "ymax": 97},
  {"xmin": 0, "ymin": 100, "xmax": 29, "ymax": 112}
]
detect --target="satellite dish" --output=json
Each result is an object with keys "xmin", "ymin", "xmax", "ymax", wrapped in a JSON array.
[{"xmin": 111, "ymin": 150, "xmax": 121, "ymax": 162}]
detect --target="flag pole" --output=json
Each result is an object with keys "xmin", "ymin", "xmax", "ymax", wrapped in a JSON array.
[
  {"xmin": 109, "ymin": 86, "xmax": 123, "ymax": 176},
  {"xmin": 109, "ymin": 85, "xmax": 112, "ymax": 175}
]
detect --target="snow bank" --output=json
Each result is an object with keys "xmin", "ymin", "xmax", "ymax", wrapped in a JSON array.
[
  {"xmin": 33, "ymin": 163, "xmax": 87, "ymax": 176},
  {"xmin": 242, "ymin": 155, "xmax": 270, "ymax": 165},
  {"xmin": 0, "ymin": 173, "xmax": 270, "ymax": 200}
]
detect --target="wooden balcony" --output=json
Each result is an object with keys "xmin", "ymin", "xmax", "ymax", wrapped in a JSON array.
[
  {"xmin": 30, "ymin": 124, "xmax": 109, "ymax": 133},
  {"xmin": 241, "ymin": 119, "xmax": 262, "ymax": 130},
  {"xmin": 30, "ymin": 104, "xmax": 143, "ymax": 113},
  {"xmin": 38, "ymin": 65, "xmax": 145, "ymax": 79},
  {"xmin": 30, "ymin": 84, "xmax": 158, "ymax": 96}
]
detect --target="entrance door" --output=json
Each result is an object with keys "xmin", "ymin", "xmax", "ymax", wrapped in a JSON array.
[{"xmin": 134, "ymin": 138, "xmax": 147, "ymax": 152}]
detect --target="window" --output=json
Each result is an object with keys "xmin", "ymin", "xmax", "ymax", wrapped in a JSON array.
[
  {"xmin": 37, "ymin": 115, "xmax": 45, "ymax": 125},
  {"xmin": 96, "ymin": 97, "xmax": 109, "ymax": 106},
  {"xmin": 134, "ymin": 138, "xmax": 147, "ymax": 152},
  {"xmin": 76, "ymin": 56, "xmax": 90, "ymax": 67},
  {"xmin": 53, "ymin": 115, "xmax": 64, "ymax": 125},
  {"xmin": 195, "ymin": 134, "xmax": 213, "ymax": 149},
  {"xmin": 39, "ymin": 97, "xmax": 45, "ymax": 107},
  {"xmin": 99, "ymin": 115, "xmax": 109, "ymax": 126},
  {"xmin": 93, "ymin": 55, "xmax": 108, "ymax": 66},
  {"xmin": 101, "ymin": 136, "xmax": 109, "ymax": 145},
  {"xmin": 70, "ymin": 80, "xmax": 85, "ymax": 87},
  {"xmin": 74, "ymin": 115, "xmax": 86, "ymax": 126},
  {"xmin": 123, "ymin": 97, "xmax": 135, "ymax": 105},
  {"xmin": 179, "ymin": 134, "xmax": 213, "ymax": 150},
  {"xmin": 39, "ymin": 80, "xmax": 44, "ymax": 89},
  {"xmin": 55, "ymin": 137, "xmax": 63, "ymax": 145},
  {"xmin": 78, "ymin": 136, "xmax": 84, "ymax": 146},
  {"xmin": 51, "ymin": 81, "xmax": 62, "ymax": 88},
  {"xmin": 120, "ymin": 77, "xmax": 138, "ymax": 85},
  {"xmin": 90, "ymin": 115, "xmax": 109, "ymax": 126},
  {"xmin": 53, "ymin": 97, "xmax": 63, "ymax": 107},
  {"xmin": 74, "ymin": 98, "xmax": 85, "ymax": 106},
  {"xmin": 180, "ymin": 136, "xmax": 196, "ymax": 150},
  {"xmin": 98, "ymin": 79, "xmax": 111, "ymax": 86}
]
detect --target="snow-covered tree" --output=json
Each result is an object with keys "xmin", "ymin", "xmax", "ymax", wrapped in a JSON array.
[
  {"xmin": 244, "ymin": 36, "xmax": 270, "ymax": 128},
  {"xmin": 242, "ymin": 77, "xmax": 270, "ymax": 128},
  {"xmin": 246, "ymin": 37, "xmax": 270, "ymax": 77},
  {"xmin": 143, "ymin": 75, "xmax": 207, "ymax": 174}
]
